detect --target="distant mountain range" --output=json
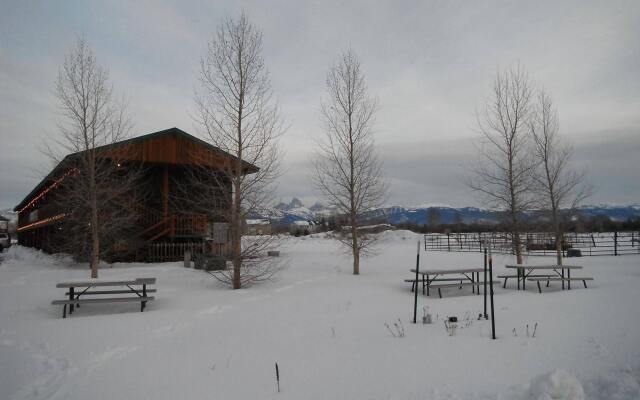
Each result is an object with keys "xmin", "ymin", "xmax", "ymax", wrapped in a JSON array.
[
  {"xmin": 4, "ymin": 201, "xmax": 639, "ymax": 229},
  {"xmin": 259, "ymin": 199, "xmax": 640, "ymax": 226}
]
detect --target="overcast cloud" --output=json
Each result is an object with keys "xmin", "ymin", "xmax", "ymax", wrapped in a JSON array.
[{"xmin": 1, "ymin": 0, "xmax": 639, "ymax": 209}]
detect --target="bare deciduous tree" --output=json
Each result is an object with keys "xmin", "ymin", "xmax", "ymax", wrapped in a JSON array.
[
  {"xmin": 529, "ymin": 89, "xmax": 591, "ymax": 264},
  {"xmin": 50, "ymin": 38, "xmax": 136, "ymax": 277},
  {"xmin": 194, "ymin": 12, "xmax": 284, "ymax": 289},
  {"xmin": 313, "ymin": 50, "xmax": 387, "ymax": 275},
  {"xmin": 470, "ymin": 65, "xmax": 535, "ymax": 264}
]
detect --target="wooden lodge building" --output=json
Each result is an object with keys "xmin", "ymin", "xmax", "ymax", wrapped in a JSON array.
[{"xmin": 14, "ymin": 128, "xmax": 257, "ymax": 262}]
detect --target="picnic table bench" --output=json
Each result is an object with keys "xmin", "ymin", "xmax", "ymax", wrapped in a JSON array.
[
  {"xmin": 505, "ymin": 264, "xmax": 591, "ymax": 291},
  {"xmin": 52, "ymin": 278, "xmax": 156, "ymax": 318},
  {"xmin": 497, "ymin": 273, "xmax": 554, "ymax": 288},
  {"xmin": 409, "ymin": 268, "xmax": 497, "ymax": 298},
  {"xmin": 528, "ymin": 277, "xmax": 594, "ymax": 293}
]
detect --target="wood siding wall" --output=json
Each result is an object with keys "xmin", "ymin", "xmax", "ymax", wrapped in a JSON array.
[{"xmin": 103, "ymin": 134, "xmax": 233, "ymax": 169}]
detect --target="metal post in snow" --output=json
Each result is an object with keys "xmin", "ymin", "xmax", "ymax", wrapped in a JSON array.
[
  {"xmin": 413, "ymin": 240, "xmax": 420, "ymax": 324},
  {"xmin": 489, "ymin": 246, "xmax": 496, "ymax": 340},
  {"xmin": 275, "ymin": 362, "xmax": 280, "ymax": 393},
  {"xmin": 483, "ymin": 247, "xmax": 488, "ymax": 320},
  {"xmin": 614, "ymin": 231, "xmax": 618, "ymax": 256}
]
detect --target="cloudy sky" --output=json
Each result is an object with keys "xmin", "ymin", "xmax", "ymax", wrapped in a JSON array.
[{"xmin": 1, "ymin": 0, "xmax": 639, "ymax": 210}]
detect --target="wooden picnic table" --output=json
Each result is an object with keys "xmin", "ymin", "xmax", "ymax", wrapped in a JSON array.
[
  {"xmin": 410, "ymin": 268, "xmax": 484, "ymax": 297},
  {"xmin": 505, "ymin": 264, "xmax": 582, "ymax": 291},
  {"xmin": 52, "ymin": 277, "xmax": 156, "ymax": 318}
]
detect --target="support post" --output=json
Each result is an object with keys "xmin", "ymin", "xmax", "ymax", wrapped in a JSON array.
[
  {"xmin": 413, "ymin": 241, "xmax": 420, "ymax": 324},
  {"xmin": 162, "ymin": 165, "xmax": 169, "ymax": 219},
  {"xmin": 483, "ymin": 248, "xmax": 488, "ymax": 319},
  {"xmin": 142, "ymin": 284, "xmax": 147, "ymax": 312},
  {"xmin": 69, "ymin": 286, "xmax": 74, "ymax": 314},
  {"xmin": 489, "ymin": 250, "xmax": 496, "ymax": 339},
  {"xmin": 424, "ymin": 274, "xmax": 428, "ymax": 296},
  {"xmin": 614, "ymin": 231, "xmax": 618, "ymax": 256}
]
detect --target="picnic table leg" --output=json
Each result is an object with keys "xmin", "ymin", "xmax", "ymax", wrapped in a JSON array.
[
  {"xmin": 568, "ymin": 269, "xmax": 571, "ymax": 290},
  {"xmin": 63, "ymin": 304, "xmax": 67, "ymax": 318},
  {"xmin": 537, "ymin": 281, "xmax": 542, "ymax": 293},
  {"xmin": 425, "ymin": 274, "xmax": 429, "ymax": 296},
  {"xmin": 523, "ymin": 269, "xmax": 526, "ymax": 291},
  {"xmin": 69, "ymin": 287, "xmax": 74, "ymax": 314},
  {"xmin": 583, "ymin": 280, "xmax": 587, "ymax": 289},
  {"xmin": 141, "ymin": 284, "xmax": 147, "ymax": 312},
  {"xmin": 561, "ymin": 269, "xmax": 565, "ymax": 290},
  {"xmin": 517, "ymin": 268, "xmax": 521, "ymax": 290},
  {"xmin": 477, "ymin": 272, "xmax": 480, "ymax": 295},
  {"xmin": 471, "ymin": 273, "xmax": 475, "ymax": 294}
]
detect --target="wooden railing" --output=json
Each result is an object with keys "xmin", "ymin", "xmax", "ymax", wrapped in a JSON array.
[
  {"xmin": 137, "ymin": 206, "xmax": 208, "ymax": 241},
  {"xmin": 174, "ymin": 214, "xmax": 208, "ymax": 236},
  {"xmin": 146, "ymin": 241, "xmax": 228, "ymax": 263}
]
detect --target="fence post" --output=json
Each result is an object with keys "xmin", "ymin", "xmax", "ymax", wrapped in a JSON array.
[
  {"xmin": 614, "ymin": 231, "xmax": 618, "ymax": 256},
  {"xmin": 447, "ymin": 233, "xmax": 451, "ymax": 252},
  {"xmin": 483, "ymin": 248, "xmax": 488, "ymax": 319},
  {"xmin": 413, "ymin": 241, "xmax": 420, "ymax": 324},
  {"xmin": 489, "ymin": 247, "xmax": 496, "ymax": 340}
]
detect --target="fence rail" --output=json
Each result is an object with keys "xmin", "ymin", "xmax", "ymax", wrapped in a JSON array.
[
  {"xmin": 146, "ymin": 241, "xmax": 229, "ymax": 263},
  {"xmin": 423, "ymin": 231, "xmax": 640, "ymax": 257}
]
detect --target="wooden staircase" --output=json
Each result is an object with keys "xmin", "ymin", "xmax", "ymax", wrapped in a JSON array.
[
  {"xmin": 137, "ymin": 206, "xmax": 208, "ymax": 242},
  {"xmin": 140, "ymin": 216, "xmax": 175, "ymax": 242}
]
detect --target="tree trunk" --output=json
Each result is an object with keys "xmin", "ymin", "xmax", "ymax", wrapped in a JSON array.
[
  {"xmin": 514, "ymin": 231, "xmax": 523, "ymax": 264},
  {"xmin": 233, "ymin": 80, "xmax": 244, "ymax": 289},
  {"xmin": 232, "ymin": 178, "xmax": 242, "ymax": 289},
  {"xmin": 351, "ymin": 211, "xmax": 359, "ymax": 275},
  {"xmin": 511, "ymin": 210, "xmax": 523, "ymax": 264},
  {"xmin": 553, "ymin": 209, "xmax": 563, "ymax": 265},
  {"xmin": 555, "ymin": 230, "xmax": 563, "ymax": 265}
]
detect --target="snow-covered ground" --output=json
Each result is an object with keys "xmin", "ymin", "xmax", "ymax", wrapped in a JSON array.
[{"xmin": 1, "ymin": 231, "xmax": 639, "ymax": 400}]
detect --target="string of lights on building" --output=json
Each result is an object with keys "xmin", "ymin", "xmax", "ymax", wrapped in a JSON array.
[
  {"xmin": 18, "ymin": 168, "xmax": 79, "ymax": 213},
  {"xmin": 16, "ymin": 213, "xmax": 67, "ymax": 232}
]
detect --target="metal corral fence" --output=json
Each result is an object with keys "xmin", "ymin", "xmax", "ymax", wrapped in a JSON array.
[
  {"xmin": 146, "ymin": 241, "xmax": 229, "ymax": 262},
  {"xmin": 423, "ymin": 231, "xmax": 640, "ymax": 256}
]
